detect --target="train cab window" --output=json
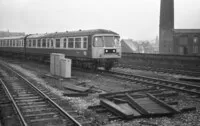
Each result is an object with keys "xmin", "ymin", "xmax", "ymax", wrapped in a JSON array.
[
  {"xmin": 63, "ymin": 38, "xmax": 67, "ymax": 48},
  {"xmin": 37, "ymin": 39, "xmax": 41, "ymax": 47},
  {"xmin": 68, "ymin": 38, "xmax": 74, "ymax": 48},
  {"xmin": 114, "ymin": 36, "xmax": 120, "ymax": 47},
  {"xmin": 93, "ymin": 36, "xmax": 104, "ymax": 47},
  {"xmin": 33, "ymin": 40, "xmax": 36, "ymax": 47},
  {"xmin": 75, "ymin": 38, "xmax": 81, "ymax": 48},
  {"xmin": 83, "ymin": 37, "xmax": 88, "ymax": 48},
  {"xmin": 104, "ymin": 36, "xmax": 115, "ymax": 47},
  {"xmin": 42, "ymin": 39, "xmax": 46, "ymax": 48},
  {"xmin": 56, "ymin": 39, "xmax": 60, "ymax": 48}
]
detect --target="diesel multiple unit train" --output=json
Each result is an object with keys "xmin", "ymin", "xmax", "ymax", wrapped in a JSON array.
[{"xmin": 0, "ymin": 29, "xmax": 121, "ymax": 70}]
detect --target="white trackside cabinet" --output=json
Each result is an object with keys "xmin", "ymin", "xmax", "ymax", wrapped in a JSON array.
[
  {"xmin": 50, "ymin": 53, "xmax": 65, "ymax": 76},
  {"xmin": 54, "ymin": 54, "xmax": 65, "ymax": 76},
  {"xmin": 60, "ymin": 58, "xmax": 71, "ymax": 78},
  {"xmin": 50, "ymin": 53, "xmax": 56, "ymax": 75}
]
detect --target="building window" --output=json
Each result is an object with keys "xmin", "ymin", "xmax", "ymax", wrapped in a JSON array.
[
  {"xmin": 193, "ymin": 37, "xmax": 199, "ymax": 44},
  {"xmin": 63, "ymin": 38, "xmax": 67, "ymax": 48},
  {"xmin": 179, "ymin": 36, "xmax": 188, "ymax": 45},
  {"xmin": 56, "ymin": 39, "xmax": 60, "ymax": 48},
  {"xmin": 68, "ymin": 38, "xmax": 74, "ymax": 48},
  {"xmin": 193, "ymin": 46, "xmax": 198, "ymax": 53},
  {"xmin": 75, "ymin": 38, "xmax": 81, "ymax": 48}
]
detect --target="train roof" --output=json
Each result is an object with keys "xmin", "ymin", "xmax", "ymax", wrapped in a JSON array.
[
  {"xmin": 27, "ymin": 29, "xmax": 119, "ymax": 39},
  {"xmin": 0, "ymin": 36, "xmax": 25, "ymax": 40}
]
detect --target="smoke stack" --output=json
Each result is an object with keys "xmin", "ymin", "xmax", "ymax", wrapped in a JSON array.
[{"xmin": 159, "ymin": 0, "xmax": 174, "ymax": 54}]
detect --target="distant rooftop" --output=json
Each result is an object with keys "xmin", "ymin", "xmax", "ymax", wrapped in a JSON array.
[
  {"xmin": 0, "ymin": 31, "xmax": 25, "ymax": 37},
  {"xmin": 174, "ymin": 29, "xmax": 200, "ymax": 34}
]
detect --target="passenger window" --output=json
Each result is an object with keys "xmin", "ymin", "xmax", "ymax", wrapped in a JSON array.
[
  {"xmin": 47, "ymin": 39, "xmax": 50, "ymax": 48},
  {"xmin": 22, "ymin": 40, "xmax": 24, "ymax": 47},
  {"xmin": 5, "ymin": 40, "xmax": 7, "ymax": 46},
  {"xmin": 68, "ymin": 38, "xmax": 74, "ymax": 48},
  {"xmin": 14, "ymin": 40, "xmax": 17, "ymax": 47},
  {"xmin": 75, "ymin": 38, "xmax": 81, "ymax": 48},
  {"xmin": 4, "ymin": 40, "xmax": 5, "ymax": 47},
  {"xmin": 42, "ymin": 39, "xmax": 46, "ymax": 48},
  {"xmin": 83, "ymin": 37, "xmax": 88, "ymax": 48},
  {"xmin": 63, "ymin": 38, "xmax": 67, "ymax": 48},
  {"xmin": 12, "ymin": 40, "xmax": 14, "ymax": 47},
  {"xmin": 51, "ymin": 39, "xmax": 54, "ymax": 48},
  {"xmin": 9, "ymin": 40, "xmax": 11, "ymax": 47},
  {"xmin": 37, "ymin": 39, "xmax": 41, "ymax": 47},
  {"xmin": 28, "ymin": 40, "xmax": 32, "ymax": 47},
  {"xmin": 56, "ymin": 39, "xmax": 60, "ymax": 48},
  {"xmin": 17, "ymin": 40, "xmax": 19, "ymax": 47},
  {"xmin": 33, "ymin": 40, "xmax": 36, "ymax": 47}
]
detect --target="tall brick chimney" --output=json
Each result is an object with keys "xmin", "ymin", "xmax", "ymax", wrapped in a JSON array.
[{"xmin": 159, "ymin": 0, "xmax": 174, "ymax": 54}]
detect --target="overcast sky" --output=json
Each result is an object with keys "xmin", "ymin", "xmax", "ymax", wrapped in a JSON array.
[{"xmin": 0, "ymin": 0, "xmax": 200, "ymax": 40}]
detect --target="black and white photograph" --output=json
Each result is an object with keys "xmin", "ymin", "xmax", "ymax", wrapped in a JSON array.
[{"xmin": 0, "ymin": 0, "xmax": 200, "ymax": 125}]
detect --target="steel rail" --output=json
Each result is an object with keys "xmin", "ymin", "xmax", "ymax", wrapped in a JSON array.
[
  {"xmin": 100, "ymin": 70, "xmax": 200, "ymax": 96},
  {"xmin": 0, "ymin": 79, "xmax": 28, "ymax": 126},
  {"xmin": 116, "ymin": 64, "xmax": 200, "ymax": 77},
  {"xmin": 0, "ymin": 61, "xmax": 82, "ymax": 126}
]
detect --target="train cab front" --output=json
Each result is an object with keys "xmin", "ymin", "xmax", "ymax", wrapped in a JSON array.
[
  {"xmin": 92, "ymin": 34, "xmax": 121, "ymax": 70},
  {"xmin": 92, "ymin": 34, "xmax": 121, "ymax": 59}
]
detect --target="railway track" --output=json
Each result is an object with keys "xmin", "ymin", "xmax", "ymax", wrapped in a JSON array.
[
  {"xmin": 99, "ymin": 70, "xmax": 200, "ymax": 96},
  {"xmin": 0, "ymin": 61, "xmax": 90, "ymax": 126},
  {"xmin": 116, "ymin": 64, "xmax": 200, "ymax": 77}
]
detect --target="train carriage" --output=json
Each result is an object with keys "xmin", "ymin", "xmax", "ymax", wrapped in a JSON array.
[
  {"xmin": 0, "ymin": 36, "xmax": 25, "ymax": 57},
  {"xmin": 0, "ymin": 29, "xmax": 121, "ymax": 70}
]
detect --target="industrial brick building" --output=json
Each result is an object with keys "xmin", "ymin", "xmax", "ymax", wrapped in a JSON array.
[{"xmin": 159, "ymin": 0, "xmax": 200, "ymax": 55}]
